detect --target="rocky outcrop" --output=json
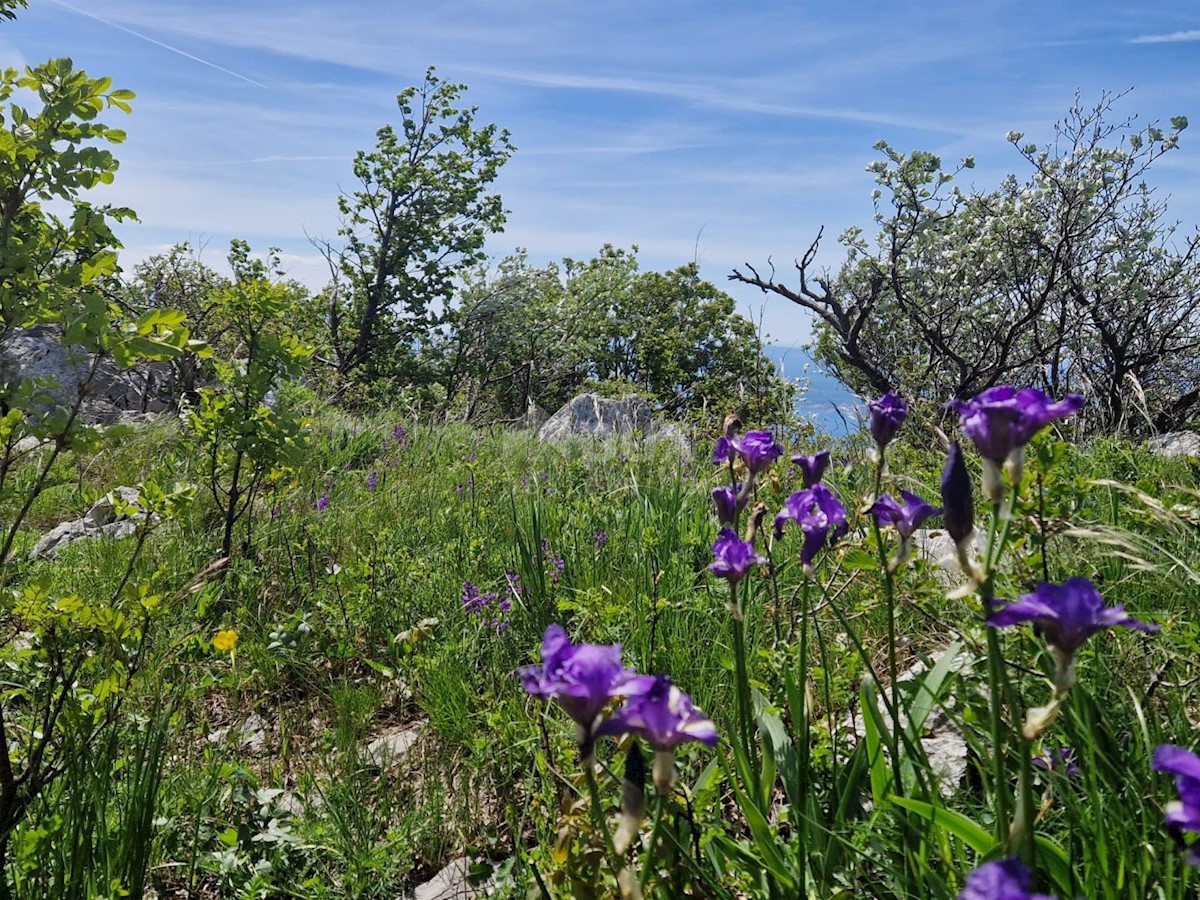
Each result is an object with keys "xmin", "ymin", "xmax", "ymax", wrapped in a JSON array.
[
  {"xmin": 538, "ymin": 393, "xmax": 688, "ymax": 452},
  {"xmin": 1148, "ymin": 431, "xmax": 1200, "ymax": 458},
  {"xmin": 29, "ymin": 486, "xmax": 153, "ymax": 561},
  {"xmin": 1, "ymin": 325, "xmax": 172, "ymax": 426}
]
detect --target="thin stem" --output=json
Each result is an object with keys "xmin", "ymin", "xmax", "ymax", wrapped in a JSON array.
[
  {"xmin": 583, "ymin": 764, "xmax": 621, "ymax": 881},
  {"xmin": 639, "ymin": 793, "xmax": 669, "ymax": 892},
  {"xmin": 729, "ymin": 580, "xmax": 759, "ymax": 798}
]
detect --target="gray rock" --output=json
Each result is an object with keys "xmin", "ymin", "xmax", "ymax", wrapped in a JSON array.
[
  {"xmin": 1148, "ymin": 431, "xmax": 1200, "ymax": 458},
  {"xmin": 517, "ymin": 399, "xmax": 550, "ymax": 431},
  {"xmin": 538, "ymin": 393, "xmax": 688, "ymax": 454},
  {"xmin": 29, "ymin": 486, "xmax": 152, "ymax": 561},
  {"xmin": 364, "ymin": 721, "xmax": 424, "ymax": 769},
  {"xmin": 538, "ymin": 393, "xmax": 654, "ymax": 441},
  {"xmin": 646, "ymin": 421, "xmax": 691, "ymax": 455},
  {"xmin": 911, "ymin": 529, "xmax": 981, "ymax": 586},
  {"xmin": 207, "ymin": 713, "xmax": 269, "ymax": 753},
  {"xmin": 850, "ymin": 650, "xmax": 971, "ymax": 798},
  {"xmin": 0, "ymin": 325, "xmax": 172, "ymax": 426},
  {"xmin": 413, "ymin": 858, "xmax": 502, "ymax": 900}
]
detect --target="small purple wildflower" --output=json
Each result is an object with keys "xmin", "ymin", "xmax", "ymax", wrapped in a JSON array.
[
  {"xmin": 462, "ymin": 581, "xmax": 510, "ymax": 630},
  {"xmin": 958, "ymin": 858, "xmax": 1056, "ymax": 900},
  {"xmin": 594, "ymin": 530, "xmax": 609, "ymax": 552},
  {"xmin": 1153, "ymin": 744, "xmax": 1200, "ymax": 864},
  {"xmin": 774, "ymin": 483, "xmax": 848, "ymax": 568},
  {"xmin": 868, "ymin": 392, "xmax": 908, "ymax": 449},
  {"xmin": 505, "ymin": 570, "xmax": 525, "ymax": 598},
  {"xmin": 270, "ymin": 504, "xmax": 282, "ymax": 520},
  {"xmin": 392, "ymin": 423, "xmax": 408, "ymax": 446},
  {"xmin": 595, "ymin": 675, "xmax": 718, "ymax": 751},
  {"xmin": 519, "ymin": 625, "xmax": 653, "ymax": 731},
  {"xmin": 791, "ymin": 450, "xmax": 830, "ymax": 487},
  {"xmin": 988, "ymin": 577, "xmax": 1159, "ymax": 656},
  {"xmin": 461, "ymin": 581, "xmax": 498, "ymax": 613},
  {"xmin": 315, "ymin": 492, "xmax": 329, "ymax": 512},
  {"xmin": 870, "ymin": 491, "xmax": 942, "ymax": 540},
  {"xmin": 541, "ymin": 539, "xmax": 565, "ymax": 585},
  {"xmin": 710, "ymin": 528, "xmax": 764, "ymax": 582},
  {"xmin": 1032, "ymin": 746, "xmax": 1081, "ymax": 778},
  {"xmin": 871, "ymin": 491, "xmax": 942, "ymax": 568},
  {"xmin": 366, "ymin": 470, "xmax": 379, "ymax": 491}
]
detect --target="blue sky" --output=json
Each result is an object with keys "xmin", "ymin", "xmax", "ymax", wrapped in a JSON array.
[{"xmin": 5, "ymin": 0, "xmax": 1200, "ymax": 356}]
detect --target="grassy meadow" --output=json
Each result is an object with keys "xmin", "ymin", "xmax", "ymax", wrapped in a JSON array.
[{"xmin": 4, "ymin": 387, "xmax": 1200, "ymax": 898}]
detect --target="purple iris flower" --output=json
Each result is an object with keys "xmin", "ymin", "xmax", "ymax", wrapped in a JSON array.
[
  {"xmin": 958, "ymin": 858, "xmax": 1056, "ymax": 900},
  {"xmin": 1033, "ymin": 746, "xmax": 1081, "ymax": 778},
  {"xmin": 871, "ymin": 491, "xmax": 942, "ymax": 568},
  {"xmin": 710, "ymin": 528, "xmax": 764, "ymax": 582},
  {"xmin": 774, "ymin": 484, "xmax": 848, "ymax": 567},
  {"xmin": 941, "ymin": 441, "xmax": 975, "ymax": 547},
  {"xmin": 733, "ymin": 430, "xmax": 784, "ymax": 474},
  {"xmin": 870, "ymin": 491, "xmax": 942, "ymax": 539},
  {"xmin": 868, "ymin": 392, "xmax": 908, "ymax": 449},
  {"xmin": 1153, "ymin": 744, "xmax": 1200, "ymax": 864},
  {"xmin": 988, "ymin": 577, "xmax": 1159, "ymax": 655},
  {"xmin": 713, "ymin": 435, "xmax": 735, "ymax": 466},
  {"xmin": 712, "ymin": 484, "xmax": 743, "ymax": 526},
  {"xmin": 791, "ymin": 450, "xmax": 830, "ymax": 487},
  {"xmin": 519, "ymin": 625, "xmax": 653, "ymax": 730},
  {"xmin": 595, "ymin": 675, "xmax": 718, "ymax": 751},
  {"xmin": 952, "ymin": 387, "xmax": 1083, "ymax": 465},
  {"xmin": 315, "ymin": 492, "xmax": 329, "ymax": 512},
  {"xmin": 366, "ymin": 470, "xmax": 379, "ymax": 491}
]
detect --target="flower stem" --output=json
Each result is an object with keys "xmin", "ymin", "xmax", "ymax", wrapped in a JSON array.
[{"xmin": 638, "ymin": 793, "xmax": 669, "ymax": 892}]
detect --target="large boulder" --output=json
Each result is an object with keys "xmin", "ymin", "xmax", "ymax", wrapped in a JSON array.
[
  {"xmin": 1148, "ymin": 431, "xmax": 1200, "ymax": 458},
  {"xmin": 538, "ymin": 393, "xmax": 688, "ymax": 452},
  {"xmin": 29, "ymin": 486, "xmax": 153, "ymax": 561},
  {"xmin": 0, "ymin": 325, "xmax": 172, "ymax": 425}
]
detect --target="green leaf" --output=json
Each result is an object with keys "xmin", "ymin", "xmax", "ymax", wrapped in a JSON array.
[
  {"xmin": 889, "ymin": 796, "xmax": 993, "ymax": 852},
  {"xmin": 860, "ymin": 678, "xmax": 892, "ymax": 805},
  {"xmin": 841, "ymin": 547, "xmax": 879, "ymax": 571}
]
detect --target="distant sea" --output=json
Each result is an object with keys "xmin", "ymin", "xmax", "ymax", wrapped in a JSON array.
[{"xmin": 763, "ymin": 345, "xmax": 861, "ymax": 436}]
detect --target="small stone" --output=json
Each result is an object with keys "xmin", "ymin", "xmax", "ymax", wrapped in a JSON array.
[{"xmin": 364, "ymin": 722, "xmax": 424, "ymax": 769}]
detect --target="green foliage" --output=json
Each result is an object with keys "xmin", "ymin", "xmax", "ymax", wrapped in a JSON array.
[
  {"xmin": 326, "ymin": 66, "xmax": 514, "ymax": 384},
  {"xmin": 181, "ymin": 252, "xmax": 312, "ymax": 558},
  {"xmin": 739, "ymin": 92, "xmax": 1200, "ymax": 435},
  {"xmin": 447, "ymin": 245, "xmax": 796, "ymax": 426}
]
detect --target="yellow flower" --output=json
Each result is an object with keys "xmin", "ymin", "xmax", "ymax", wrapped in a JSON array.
[{"xmin": 212, "ymin": 629, "xmax": 238, "ymax": 653}]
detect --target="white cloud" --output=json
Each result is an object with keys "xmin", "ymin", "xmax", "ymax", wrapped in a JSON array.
[{"xmin": 1130, "ymin": 29, "xmax": 1200, "ymax": 44}]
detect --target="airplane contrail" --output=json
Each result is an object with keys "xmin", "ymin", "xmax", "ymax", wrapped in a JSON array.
[{"xmin": 46, "ymin": 0, "xmax": 269, "ymax": 89}]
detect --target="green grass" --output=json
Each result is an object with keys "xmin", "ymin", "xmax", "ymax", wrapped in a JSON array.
[{"xmin": 4, "ymin": 404, "xmax": 1199, "ymax": 897}]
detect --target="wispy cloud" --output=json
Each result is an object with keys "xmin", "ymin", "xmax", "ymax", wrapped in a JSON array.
[
  {"xmin": 45, "ymin": 0, "xmax": 270, "ymax": 87},
  {"xmin": 1130, "ymin": 29, "xmax": 1200, "ymax": 44}
]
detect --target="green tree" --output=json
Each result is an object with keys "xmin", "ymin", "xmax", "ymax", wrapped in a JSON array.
[
  {"xmin": 122, "ymin": 242, "xmax": 232, "ymax": 403},
  {"xmin": 182, "ymin": 243, "xmax": 312, "ymax": 559},
  {"xmin": 321, "ymin": 67, "xmax": 514, "ymax": 387},
  {"xmin": 0, "ymin": 2, "xmax": 26, "ymax": 24},
  {"xmin": 0, "ymin": 58, "xmax": 193, "ymax": 888},
  {"xmin": 734, "ymin": 93, "xmax": 1200, "ymax": 434},
  {"xmin": 448, "ymin": 246, "xmax": 795, "ymax": 426}
]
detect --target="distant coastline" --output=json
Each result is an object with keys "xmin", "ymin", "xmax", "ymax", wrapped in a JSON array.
[{"xmin": 764, "ymin": 345, "xmax": 861, "ymax": 436}]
